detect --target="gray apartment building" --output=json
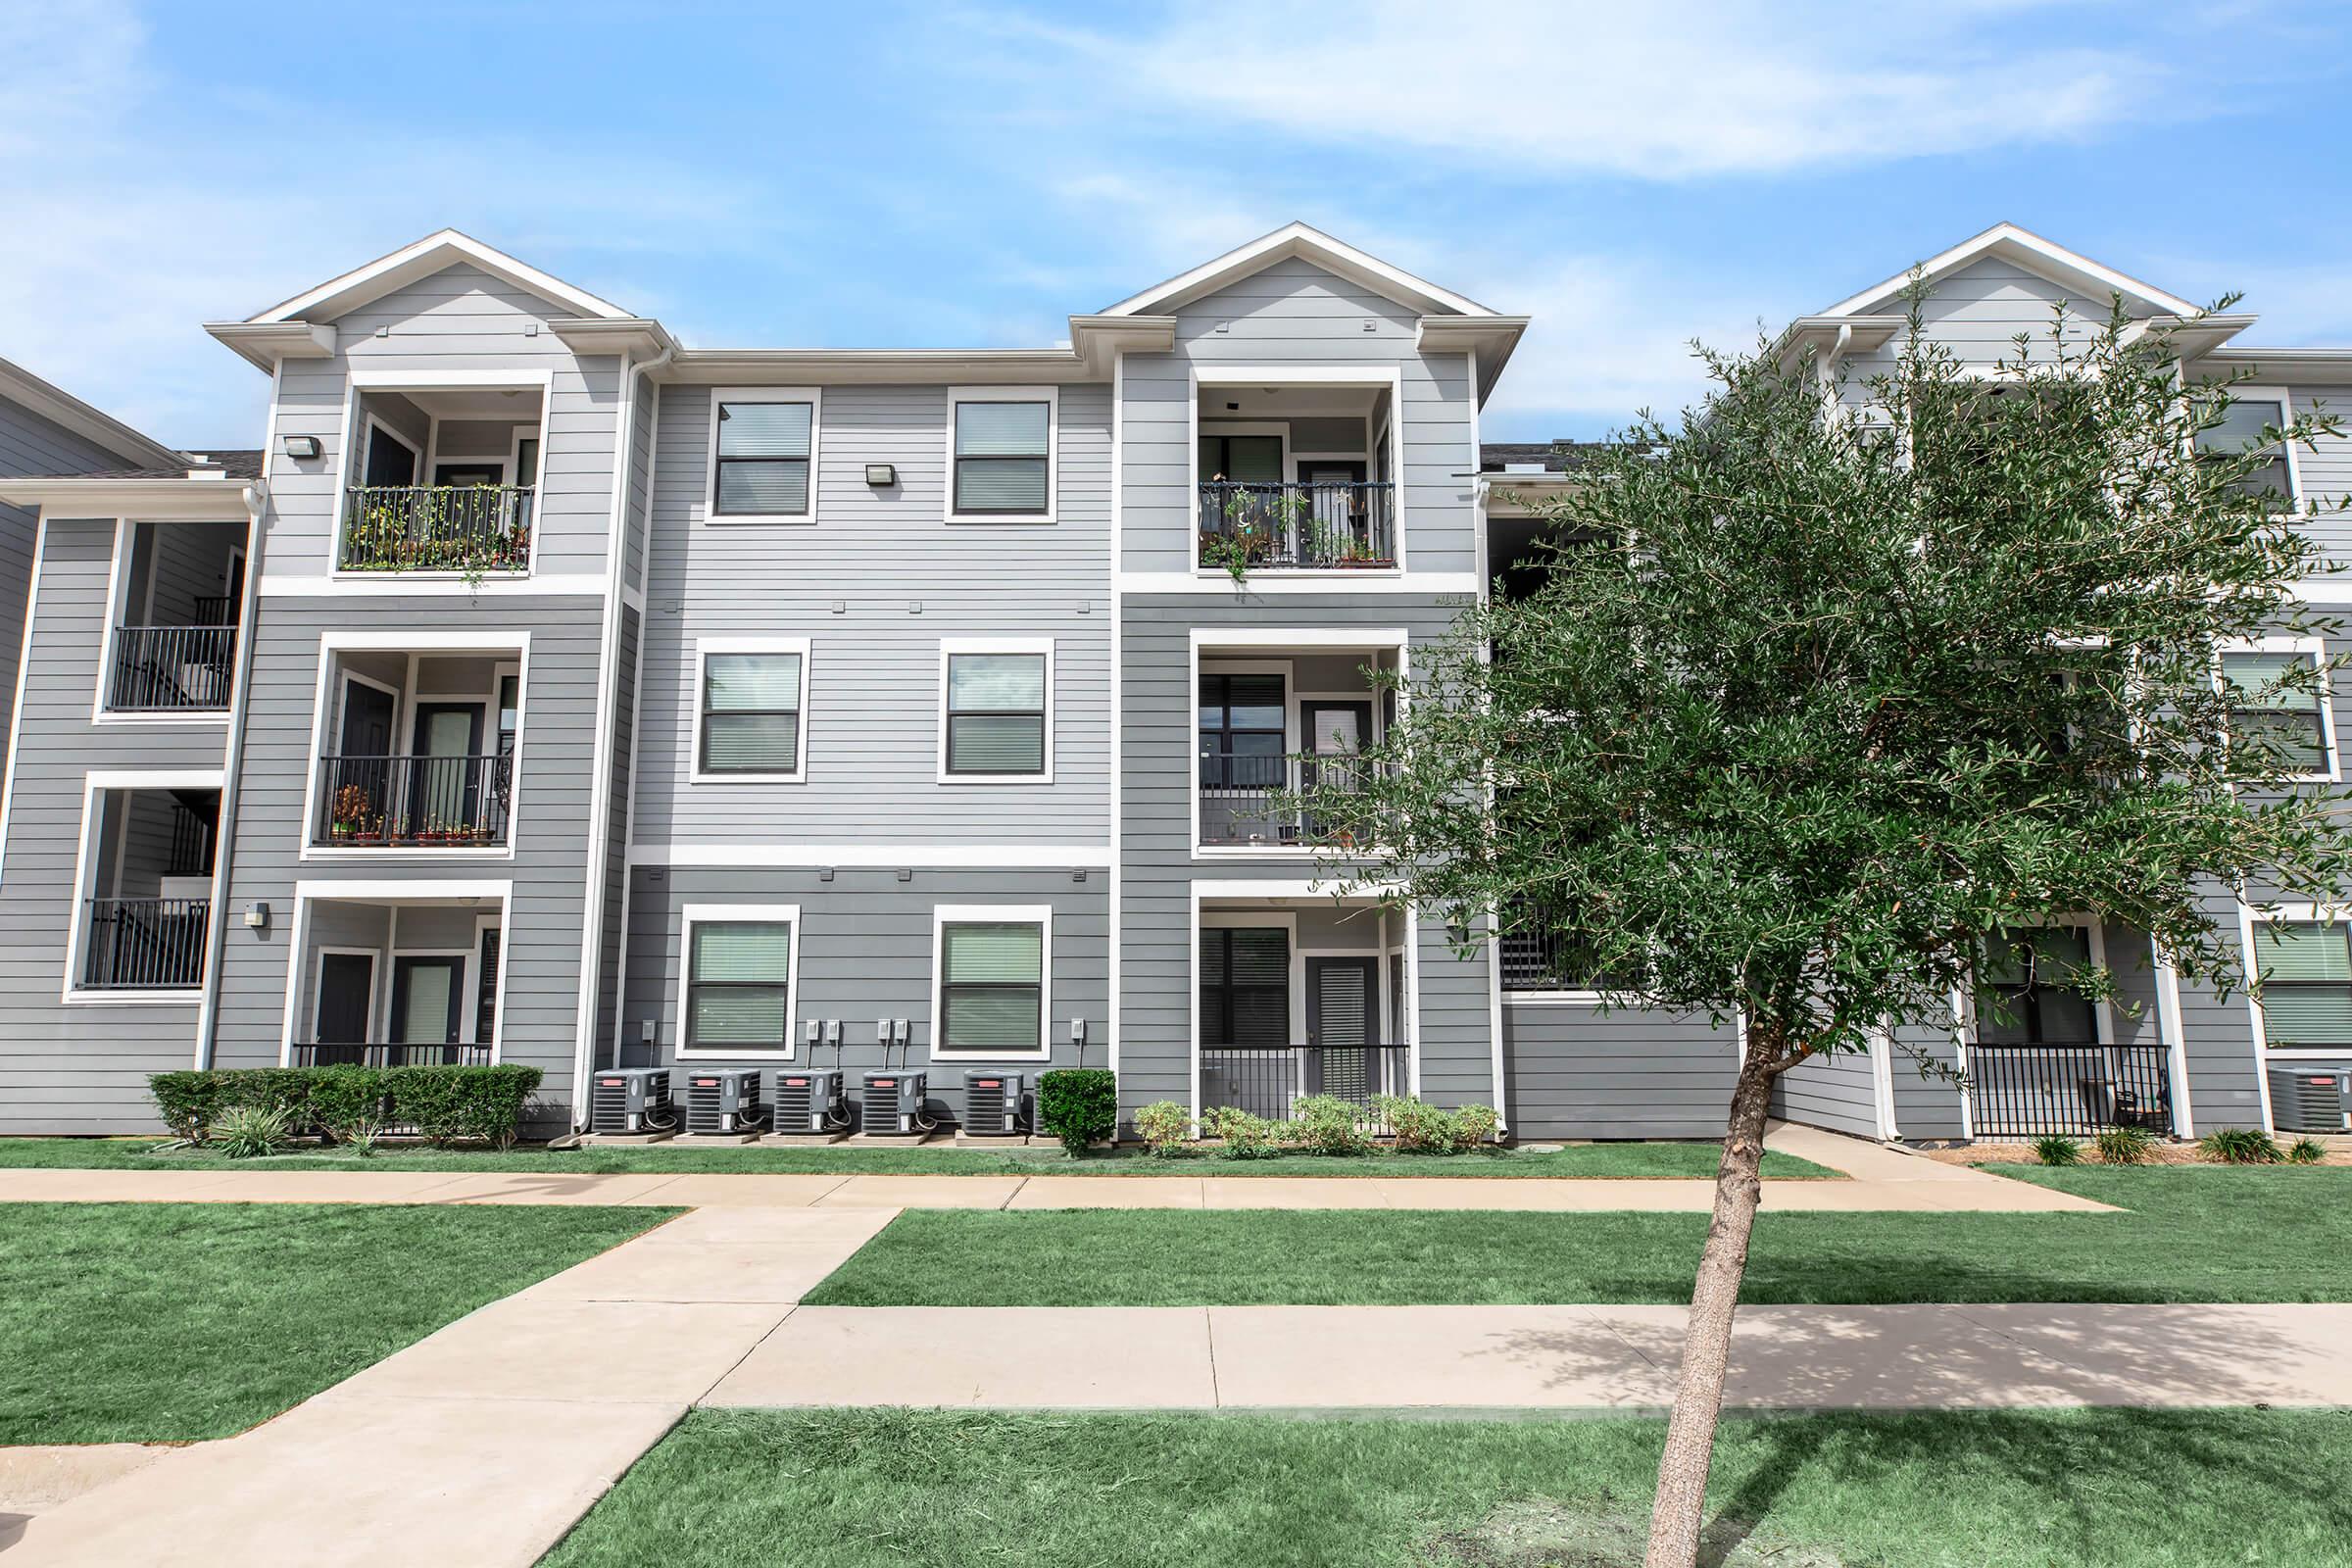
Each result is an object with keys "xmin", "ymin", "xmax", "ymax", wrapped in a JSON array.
[{"xmin": 2, "ymin": 220, "xmax": 2347, "ymax": 1145}]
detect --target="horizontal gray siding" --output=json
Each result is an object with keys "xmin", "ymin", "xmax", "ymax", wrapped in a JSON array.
[
  {"xmin": 633, "ymin": 382, "xmax": 1110, "ymax": 847},
  {"xmin": 1774, "ymin": 1047, "xmax": 1879, "ymax": 1138},
  {"xmin": 1503, "ymin": 1002, "xmax": 1739, "ymax": 1139}
]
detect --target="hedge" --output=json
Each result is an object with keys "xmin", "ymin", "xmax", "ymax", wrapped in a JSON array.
[
  {"xmin": 148, "ymin": 1065, "xmax": 543, "ymax": 1148},
  {"xmin": 1035, "ymin": 1068, "xmax": 1117, "ymax": 1156}
]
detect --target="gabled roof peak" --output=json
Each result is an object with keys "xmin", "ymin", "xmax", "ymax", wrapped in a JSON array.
[
  {"xmin": 1817, "ymin": 221, "xmax": 2199, "ymax": 320},
  {"xmin": 1100, "ymin": 220, "xmax": 1495, "ymax": 319},
  {"xmin": 245, "ymin": 227, "xmax": 633, "ymax": 326}
]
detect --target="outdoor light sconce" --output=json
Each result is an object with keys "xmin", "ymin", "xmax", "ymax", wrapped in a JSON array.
[
  {"xmin": 243, "ymin": 903, "xmax": 270, "ymax": 931},
  {"xmin": 864, "ymin": 463, "xmax": 897, "ymax": 486},
  {"xmin": 280, "ymin": 434, "xmax": 320, "ymax": 460}
]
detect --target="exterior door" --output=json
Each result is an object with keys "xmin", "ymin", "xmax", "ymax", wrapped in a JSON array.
[
  {"xmin": 1306, "ymin": 956, "xmax": 1380, "ymax": 1102},
  {"xmin": 336, "ymin": 681, "xmax": 397, "ymax": 834},
  {"xmin": 1298, "ymin": 460, "xmax": 1369, "ymax": 558},
  {"xmin": 313, "ymin": 952, "xmax": 375, "ymax": 1053},
  {"xmin": 363, "ymin": 425, "xmax": 417, "ymax": 488},
  {"xmin": 411, "ymin": 703, "xmax": 484, "ymax": 836},
  {"xmin": 1300, "ymin": 700, "xmax": 1374, "ymax": 845},
  {"xmin": 389, "ymin": 956, "xmax": 466, "ymax": 1055}
]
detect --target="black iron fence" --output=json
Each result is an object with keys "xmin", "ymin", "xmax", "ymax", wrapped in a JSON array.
[
  {"xmin": 340, "ymin": 485, "xmax": 534, "ymax": 573},
  {"xmin": 1199, "ymin": 750, "xmax": 1388, "ymax": 848},
  {"xmin": 106, "ymin": 624, "xmax": 236, "ymax": 710},
  {"xmin": 1198, "ymin": 481, "xmax": 1396, "ymax": 569},
  {"xmin": 317, "ymin": 754, "xmax": 512, "ymax": 847},
  {"xmin": 82, "ymin": 897, "xmax": 209, "ymax": 989},
  {"xmin": 290, "ymin": 1043, "xmax": 493, "ymax": 1067},
  {"xmin": 1199, "ymin": 1044, "xmax": 1410, "ymax": 1126},
  {"xmin": 1965, "ymin": 1042, "xmax": 2174, "ymax": 1139}
]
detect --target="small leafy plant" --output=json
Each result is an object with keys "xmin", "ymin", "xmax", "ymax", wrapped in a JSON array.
[
  {"xmin": 1036, "ymin": 1068, "xmax": 1117, "ymax": 1157},
  {"xmin": 2199, "ymin": 1127, "xmax": 2282, "ymax": 1164},
  {"xmin": 2093, "ymin": 1125, "xmax": 2157, "ymax": 1165},
  {"xmin": 1375, "ymin": 1095, "xmax": 1498, "ymax": 1154},
  {"xmin": 1132, "ymin": 1100, "xmax": 1194, "ymax": 1158},
  {"xmin": 1203, "ymin": 1104, "xmax": 1289, "ymax": 1158},
  {"xmin": 2032, "ymin": 1134, "xmax": 2082, "ymax": 1167},
  {"xmin": 1290, "ymin": 1095, "xmax": 1376, "ymax": 1156},
  {"xmin": 214, "ymin": 1103, "xmax": 294, "ymax": 1159},
  {"xmin": 2287, "ymin": 1136, "xmax": 2328, "ymax": 1165}
]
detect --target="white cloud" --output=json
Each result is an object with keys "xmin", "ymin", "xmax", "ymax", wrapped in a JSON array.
[{"xmin": 1012, "ymin": 0, "xmax": 2167, "ymax": 178}]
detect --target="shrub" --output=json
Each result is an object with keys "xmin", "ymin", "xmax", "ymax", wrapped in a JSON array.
[
  {"xmin": 214, "ymin": 1103, "xmax": 294, "ymax": 1159},
  {"xmin": 2287, "ymin": 1136, "xmax": 2328, "ymax": 1165},
  {"xmin": 1290, "ymin": 1095, "xmax": 1377, "ymax": 1156},
  {"xmin": 148, "ymin": 1071, "xmax": 220, "ymax": 1144},
  {"xmin": 1036, "ymin": 1069, "xmax": 1118, "ymax": 1157},
  {"xmin": 1203, "ymin": 1104, "xmax": 1290, "ymax": 1158},
  {"xmin": 305, "ymin": 1066, "xmax": 390, "ymax": 1146},
  {"xmin": 2093, "ymin": 1125, "xmax": 2157, "ymax": 1165},
  {"xmin": 1376, "ymin": 1095, "xmax": 1498, "ymax": 1155},
  {"xmin": 2199, "ymin": 1127, "xmax": 2282, "ymax": 1165},
  {"xmin": 214, "ymin": 1067, "xmax": 314, "ymax": 1119},
  {"xmin": 2032, "ymin": 1135, "xmax": 2081, "ymax": 1166},
  {"xmin": 386, "ymin": 1065, "xmax": 542, "ymax": 1148},
  {"xmin": 1132, "ymin": 1101, "xmax": 1194, "ymax": 1158},
  {"xmin": 145, "ymin": 1064, "xmax": 542, "ymax": 1148}
]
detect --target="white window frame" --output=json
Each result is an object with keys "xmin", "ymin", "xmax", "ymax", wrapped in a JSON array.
[
  {"xmin": 945, "ymin": 386, "xmax": 1057, "ymax": 526},
  {"xmin": 91, "ymin": 517, "xmax": 241, "ymax": 728},
  {"xmin": 705, "ymin": 386, "xmax": 822, "ymax": 526},
  {"xmin": 1958, "ymin": 915, "xmax": 2116, "ymax": 1057},
  {"xmin": 676, "ymin": 902, "xmax": 804, "ymax": 1061},
  {"xmin": 61, "ymin": 767, "xmax": 224, "ymax": 1004},
  {"xmin": 2238, "ymin": 902, "xmax": 2352, "ymax": 1073},
  {"xmin": 328, "ymin": 369, "xmax": 553, "ymax": 582},
  {"xmin": 930, "ymin": 903, "xmax": 1053, "ymax": 1061},
  {"xmin": 298, "ymin": 630, "xmax": 531, "ymax": 861},
  {"xmin": 690, "ymin": 635, "xmax": 811, "ymax": 785},
  {"xmin": 2204, "ymin": 385, "xmax": 2304, "ymax": 513},
  {"xmin": 274, "ymin": 880, "xmax": 513, "ymax": 1064},
  {"xmin": 938, "ymin": 637, "xmax": 1054, "ymax": 785},
  {"xmin": 2218, "ymin": 634, "xmax": 2338, "ymax": 785}
]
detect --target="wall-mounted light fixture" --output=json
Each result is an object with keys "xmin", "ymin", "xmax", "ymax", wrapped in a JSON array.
[
  {"xmin": 864, "ymin": 464, "xmax": 897, "ymax": 487},
  {"xmin": 280, "ymin": 434, "xmax": 320, "ymax": 460},
  {"xmin": 243, "ymin": 903, "xmax": 270, "ymax": 931}
]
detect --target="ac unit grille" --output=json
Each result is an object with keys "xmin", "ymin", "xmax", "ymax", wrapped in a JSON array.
[
  {"xmin": 2269, "ymin": 1065, "xmax": 2351, "ymax": 1133},
  {"xmin": 588, "ymin": 1068, "xmax": 672, "ymax": 1135},
  {"xmin": 961, "ymin": 1069, "xmax": 1022, "ymax": 1135},
  {"xmin": 685, "ymin": 1068, "xmax": 760, "ymax": 1136},
  {"xmin": 770, "ymin": 1070, "xmax": 840, "ymax": 1134}
]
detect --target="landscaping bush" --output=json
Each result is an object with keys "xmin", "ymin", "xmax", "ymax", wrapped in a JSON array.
[
  {"xmin": 1290, "ymin": 1095, "xmax": 1376, "ymax": 1156},
  {"xmin": 213, "ymin": 1103, "xmax": 294, "ymax": 1159},
  {"xmin": 385, "ymin": 1065, "xmax": 541, "ymax": 1148},
  {"xmin": 148, "ymin": 1071, "xmax": 221, "ymax": 1144},
  {"xmin": 2287, "ymin": 1137, "xmax": 2328, "ymax": 1165},
  {"xmin": 1132, "ymin": 1101, "xmax": 1194, "ymax": 1158},
  {"xmin": 2032, "ymin": 1135, "xmax": 2081, "ymax": 1167},
  {"xmin": 1036, "ymin": 1069, "xmax": 1117, "ymax": 1157},
  {"xmin": 2093, "ymin": 1125, "xmax": 2157, "ymax": 1165},
  {"xmin": 145, "ymin": 1064, "xmax": 543, "ymax": 1148},
  {"xmin": 1375, "ymin": 1095, "xmax": 1498, "ymax": 1155},
  {"xmin": 1203, "ymin": 1104, "xmax": 1290, "ymax": 1158},
  {"xmin": 2199, "ymin": 1127, "xmax": 2282, "ymax": 1165},
  {"xmin": 305, "ymin": 1066, "xmax": 390, "ymax": 1146}
]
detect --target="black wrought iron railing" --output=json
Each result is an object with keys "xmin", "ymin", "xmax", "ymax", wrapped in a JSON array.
[
  {"xmin": 1198, "ymin": 482, "xmax": 1396, "ymax": 569},
  {"xmin": 1199, "ymin": 750, "xmax": 1388, "ymax": 848},
  {"xmin": 106, "ymin": 624, "xmax": 236, "ymax": 711},
  {"xmin": 317, "ymin": 754, "xmax": 512, "ymax": 847},
  {"xmin": 340, "ymin": 485, "xmax": 534, "ymax": 573},
  {"xmin": 82, "ymin": 897, "xmax": 209, "ymax": 989},
  {"xmin": 1200, "ymin": 1044, "xmax": 1411, "ymax": 1127},
  {"xmin": 192, "ymin": 594, "xmax": 235, "ymax": 627},
  {"xmin": 290, "ymin": 1043, "xmax": 493, "ymax": 1067},
  {"xmin": 1965, "ymin": 1042, "xmax": 2174, "ymax": 1139}
]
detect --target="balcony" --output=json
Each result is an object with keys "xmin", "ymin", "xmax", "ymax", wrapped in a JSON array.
[
  {"xmin": 102, "ymin": 520, "xmax": 245, "ymax": 713},
  {"xmin": 1965, "ymin": 1042, "xmax": 2174, "ymax": 1139},
  {"xmin": 318, "ymin": 754, "xmax": 512, "ymax": 848},
  {"xmin": 1200, "ymin": 1044, "xmax": 1410, "ymax": 1123},
  {"xmin": 291, "ymin": 892, "xmax": 504, "ymax": 1062},
  {"xmin": 106, "ymin": 624, "xmax": 237, "ymax": 711},
  {"xmin": 1198, "ymin": 481, "xmax": 1395, "ymax": 571},
  {"xmin": 339, "ymin": 485, "xmax": 534, "ymax": 574},
  {"xmin": 81, "ymin": 897, "xmax": 210, "ymax": 990},
  {"xmin": 1199, "ymin": 751, "xmax": 1390, "ymax": 849},
  {"xmin": 289, "ymin": 1043, "xmax": 493, "ymax": 1067}
]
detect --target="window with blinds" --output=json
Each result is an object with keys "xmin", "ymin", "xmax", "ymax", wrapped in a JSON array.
[
  {"xmin": 939, "ymin": 920, "xmax": 1044, "ymax": 1053},
  {"xmin": 1200, "ymin": 927, "xmax": 1291, "ymax": 1045},
  {"xmin": 945, "ymin": 651, "xmax": 1047, "ymax": 775},
  {"xmin": 2253, "ymin": 921, "xmax": 2352, "ymax": 1048},
  {"xmin": 1199, "ymin": 671, "xmax": 1286, "ymax": 788},
  {"xmin": 952, "ymin": 398, "xmax": 1050, "ymax": 515},
  {"xmin": 2223, "ymin": 649, "xmax": 2331, "ymax": 776},
  {"xmin": 713, "ymin": 398, "xmax": 814, "ymax": 517},
  {"xmin": 1976, "ymin": 927, "xmax": 2097, "ymax": 1046},
  {"xmin": 700, "ymin": 650, "xmax": 805, "ymax": 776},
  {"xmin": 2194, "ymin": 394, "xmax": 2294, "ymax": 502},
  {"xmin": 688, "ymin": 920, "xmax": 795, "ymax": 1052}
]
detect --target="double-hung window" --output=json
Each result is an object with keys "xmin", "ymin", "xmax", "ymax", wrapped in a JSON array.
[
  {"xmin": 2194, "ymin": 390, "xmax": 2296, "ymax": 504},
  {"xmin": 949, "ymin": 389, "xmax": 1054, "ymax": 522},
  {"xmin": 2222, "ymin": 644, "xmax": 2333, "ymax": 779},
  {"xmin": 1200, "ymin": 927, "xmax": 1291, "ymax": 1044},
  {"xmin": 680, "ymin": 906, "xmax": 799, "ymax": 1057},
  {"xmin": 1976, "ymin": 928, "xmax": 2097, "ymax": 1046},
  {"xmin": 2251, "ymin": 920, "xmax": 2352, "ymax": 1049},
  {"xmin": 695, "ymin": 639, "xmax": 808, "ymax": 782},
  {"xmin": 710, "ymin": 389, "xmax": 818, "ymax": 521},
  {"xmin": 941, "ymin": 642, "xmax": 1050, "ymax": 780},
  {"xmin": 934, "ymin": 907, "xmax": 1050, "ymax": 1058}
]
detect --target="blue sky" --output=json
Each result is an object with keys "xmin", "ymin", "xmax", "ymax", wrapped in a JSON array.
[{"xmin": 7, "ymin": 1, "xmax": 2351, "ymax": 448}]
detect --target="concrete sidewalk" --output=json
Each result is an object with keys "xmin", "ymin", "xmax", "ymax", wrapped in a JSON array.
[{"xmin": 0, "ymin": 1126, "xmax": 2112, "ymax": 1213}]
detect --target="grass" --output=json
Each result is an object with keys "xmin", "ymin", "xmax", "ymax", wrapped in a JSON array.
[
  {"xmin": 541, "ymin": 1406, "xmax": 2352, "ymax": 1568},
  {"xmin": 0, "ymin": 1201, "xmax": 670, "ymax": 1444},
  {"xmin": 802, "ymin": 1164, "xmax": 2352, "ymax": 1305},
  {"xmin": 0, "ymin": 1136, "xmax": 1836, "ymax": 1180}
]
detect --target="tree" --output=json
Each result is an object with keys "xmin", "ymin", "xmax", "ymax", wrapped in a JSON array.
[{"xmin": 1297, "ymin": 295, "xmax": 2352, "ymax": 1567}]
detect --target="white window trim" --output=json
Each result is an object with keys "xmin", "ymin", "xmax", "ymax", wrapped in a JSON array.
[
  {"xmin": 275, "ymin": 880, "xmax": 514, "ymax": 1064},
  {"xmin": 1956, "ymin": 915, "xmax": 2117, "ymax": 1062},
  {"xmin": 675, "ymin": 902, "xmax": 804, "ymax": 1061},
  {"xmin": 1200, "ymin": 908, "xmax": 1304, "ymax": 1047},
  {"xmin": 298, "ymin": 630, "xmax": 531, "ymax": 862},
  {"xmin": 938, "ymin": 637, "xmax": 1054, "ymax": 785},
  {"xmin": 1188, "ymin": 630, "xmax": 1407, "ymax": 858},
  {"xmin": 2215, "ymin": 385, "xmax": 2305, "ymax": 513},
  {"xmin": 690, "ymin": 636, "xmax": 811, "ymax": 785},
  {"xmin": 61, "ymin": 768, "xmax": 224, "ymax": 1004},
  {"xmin": 945, "ymin": 385, "xmax": 1057, "ymax": 526},
  {"xmin": 930, "ymin": 903, "xmax": 1054, "ymax": 1061},
  {"xmin": 2218, "ymin": 634, "xmax": 2339, "ymax": 785},
  {"xmin": 704, "ymin": 385, "xmax": 822, "ymax": 526},
  {"xmin": 327, "ymin": 369, "xmax": 552, "ymax": 582},
  {"xmin": 1187, "ymin": 365, "xmax": 1406, "ymax": 575},
  {"xmin": 2238, "ymin": 904, "xmax": 2352, "ymax": 1106}
]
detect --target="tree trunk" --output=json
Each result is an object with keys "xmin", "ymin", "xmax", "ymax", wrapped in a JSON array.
[{"xmin": 1642, "ymin": 1034, "xmax": 1780, "ymax": 1568}]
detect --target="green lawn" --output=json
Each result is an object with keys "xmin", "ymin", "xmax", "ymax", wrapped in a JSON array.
[
  {"xmin": 803, "ymin": 1165, "xmax": 2352, "ymax": 1306},
  {"xmin": 0, "ymin": 1201, "xmax": 670, "ymax": 1444},
  {"xmin": 541, "ymin": 1406, "xmax": 2352, "ymax": 1568},
  {"xmin": 0, "ymin": 1136, "xmax": 1835, "ymax": 1180}
]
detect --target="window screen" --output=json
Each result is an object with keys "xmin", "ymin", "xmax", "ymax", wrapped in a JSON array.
[
  {"xmin": 2253, "ymin": 921, "xmax": 2352, "ymax": 1048},
  {"xmin": 702, "ymin": 652, "xmax": 804, "ymax": 774},
  {"xmin": 940, "ymin": 920, "xmax": 1044, "ymax": 1051},
  {"xmin": 953, "ymin": 401, "xmax": 1049, "ymax": 514},
  {"xmin": 714, "ymin": 400, "xmax": 813, "ymax": 516},
  {"xmin": 946, "ymin": 652, "xmax": 1046, "ymax": 775},
  {"xmin": 689, "ymin": 921, "xmax": 794, "ymax": 1050}
]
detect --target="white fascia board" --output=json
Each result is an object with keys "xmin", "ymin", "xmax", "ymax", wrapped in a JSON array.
[
  {"xmin": 1816, "ymin": 221, "xmax": 2198, "ymax": 320},
  {"xmin": 0, "ymin": 356, "xmax": 184, "ymax": 469},
  {"xmin": 247, "ymin": 228, "xmax": 633, "ymax": 326},
  {"xmin": 1100, "ymin": 220, "xmax": 1496, "ymax": 319},
  {"xmin": 0, "ymin": 478, "xmax": 254, "ymax": 518},
  {"xmin": 202, "ymin": 321, "xmax": 337, "ymax": 371}
]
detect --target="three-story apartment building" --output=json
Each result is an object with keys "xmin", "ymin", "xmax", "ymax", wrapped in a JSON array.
[{"xmin": 4, "ymin": 220, "xmax": 2349, "ymax": 1145}]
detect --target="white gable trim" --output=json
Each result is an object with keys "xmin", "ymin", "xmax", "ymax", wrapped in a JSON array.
[
  {"xmin": 1101, "ymin": 221, "xmax": 1494, "ymax": 320},
  {"xmin": 1817, "ymin": 222, "xmax": 2198, "ymax": 320},
  {"xmin": 248, "ymin": 228, "xmax": 632, "ymax": 325}
]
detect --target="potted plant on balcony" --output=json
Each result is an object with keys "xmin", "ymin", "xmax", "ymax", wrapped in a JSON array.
[{"xmin": 330, "ymin": 785, "xmax": 375, "ymax": 846}]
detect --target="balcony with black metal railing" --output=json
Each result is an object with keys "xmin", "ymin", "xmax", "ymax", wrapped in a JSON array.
[
  {"xmin": 1965, "ymin": 1041, "xmax": 2174, "ymax": 1139},
  {"xmin": 339, "ymin": 485, "xmax": 534, "ymax": 574},
  {"xmin": 1199, "ymin": 1043, "xmax": 1411, "ymax": 1126},
  {"xmin": 316, "ymin": 754, "xmax": 513, "ymax": 848},
  {"xmin": 288, "ymin": 1042, "xmax": 493, "ymax": 1067},
  {"xmin": 105, "ymin": 624, "xmax": 238, "ymax": 711},
  {"xmin": 1197, "ymin": 481, "xmax": 1396, "ymax": 571},
  {"xmin": 1199, "ymin": 750, "xmax": 1390, "ymax": 849},
  {"xmin": 81, "ymin": 897, "xmax": 210, "ymax": 990}
]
